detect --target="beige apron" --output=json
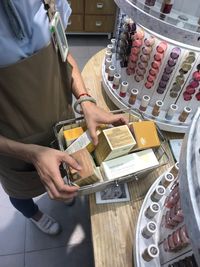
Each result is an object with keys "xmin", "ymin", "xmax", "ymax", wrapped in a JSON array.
[{"xmin": 0, "ymin": 42, "xmax": 74, "ymax": 199}]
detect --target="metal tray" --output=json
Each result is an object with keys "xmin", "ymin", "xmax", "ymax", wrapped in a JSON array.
[{"xmin": 53, "ymin": 109, "xmax": 170, "ymax": 195}]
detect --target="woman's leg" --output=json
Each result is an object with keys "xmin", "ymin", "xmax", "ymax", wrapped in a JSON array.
[
  {"xmin": 9, "ymin": 197, "xmax": 39, "ymax": 218},
  {"xmin": 9, "ymin": 196, "xmax": 61, "ymax": 235}
]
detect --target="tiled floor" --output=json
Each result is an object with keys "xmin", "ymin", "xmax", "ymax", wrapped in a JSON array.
[
  {"xmin": 68, "ymin": 35, "xmax": 109, "ymax": 71},
  {"xmin": 0, "ymin": 35, "xmax": 109, "ymax": 267}
]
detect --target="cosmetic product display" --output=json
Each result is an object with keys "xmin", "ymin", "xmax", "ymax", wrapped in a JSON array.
[
  {"xmin": 102, "ymin": 1, "xmax": 200, "ymax": 133},
  {"xmin": 112, "ymin": 73, "xmax": 121, "ymax": 89},
  {"xmin": 165, "ymin": 104, "xmax": 178, "ymax": 120},
  {"xmin": 105, "ymin": 58, "xmax": 112, "ymax": 73},
  {"xmin": 128, "ymin": 88, "xmax": 138, "ymax": 105},
  {"xmin": 160, "ymin": 172, "xmax": 174, "ymax": 188},
  {"xmin": 160, "ymin": 0, "xmax": 174, "ymax": 20},
  {"xmin": 142, "ymin": 221, "xmax": 157, "ymax": 239},
  {"xmin": 152, "ymin": 100, "xmax": 163, "ymax": 117},
  {"xmin": 120, "ymin": 81, "xmax": 129, "ymax": 97},
  {"xmin": 139, "ymin": 95, "xmax": 150, "ymax": 112},
  {"xmin": 142, "ymin": 244, "xmax": 159, "ymax": 262},
  {"xmin": 178, "ymin": 107, "xmax": 192, "ymax": 122},
  {"xmin": 134, "ymin": 109, "xmax": 200, "ymax": 267},
  {"xmin": 108, "ymin": 65, "xmax": 116, "ymax": 81}
]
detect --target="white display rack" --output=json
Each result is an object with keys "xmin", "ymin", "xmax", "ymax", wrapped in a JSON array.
[
  {"xmin": 114, "ymin": 0, "xmax": 200, "ymax": 47},
  {"xmin": 102, "ymin": 62, "xmax": 191, "ymax": 133},
  {"xmin": 179, "ymin": 108, "xmax": 200, "ymax": 265},
  {"xmin": 134, "ymin": 169, "xmax": 194, "ymax": 267}
]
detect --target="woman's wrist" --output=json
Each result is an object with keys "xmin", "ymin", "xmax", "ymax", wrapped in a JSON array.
[{"xmin": 74, "ymin": 95, "xmax": 96, "ymax": 114}]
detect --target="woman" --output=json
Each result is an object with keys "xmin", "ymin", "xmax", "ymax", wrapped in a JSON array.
[{"xmin": 0, "ymin": 0, "xmax": 126, "ymax": 235}]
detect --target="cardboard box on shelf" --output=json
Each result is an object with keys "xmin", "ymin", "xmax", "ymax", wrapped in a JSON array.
[{"xmin": 94, "ymin": 125, "xmax": 136, "ymax": 165}]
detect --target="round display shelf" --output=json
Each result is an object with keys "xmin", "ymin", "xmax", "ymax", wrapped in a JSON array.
[
  {"xmin": 134, "ymin": 166, "xmax": 198, "ymax": 266},
  {"xmin": 114, "ymin": 0, "xmax": 200, "ymax": 48},
  {"xmin": 134, "ymin": 168, "xmax": 174, "ymax": 267},
  {"xmin": 133, "ymin": 168, "xmax": 182, "ymax": 267},
  {"xmin": 179, "ymin": 107, "xmax": 200, "ymax": 265},
  {"xmin": 102, "ymin": 64, "xmax": 191, "ymax": 133}
]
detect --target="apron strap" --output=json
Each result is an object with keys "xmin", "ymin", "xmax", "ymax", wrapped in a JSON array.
[{"xmin": 42, "ymin": 0, "xmax": 56, "ymax": 22}]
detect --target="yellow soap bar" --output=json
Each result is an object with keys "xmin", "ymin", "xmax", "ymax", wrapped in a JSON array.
[
  {"xmin": 130, "ymin": 121, "xmax": 160, "ymax": 150},
  {"xmin": 63, "ymin": 127, "xmax": 84, "ymax": 147}
]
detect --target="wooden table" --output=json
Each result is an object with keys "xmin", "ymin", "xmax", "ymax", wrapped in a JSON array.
[{"xmin": 81, "ymin": 50, "xmax": 184, "ymax": 267}]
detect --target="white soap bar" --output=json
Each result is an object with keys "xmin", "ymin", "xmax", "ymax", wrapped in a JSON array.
[{"xmin": 101, "ymin": 149, "xmax": 159, "ymax": 180}]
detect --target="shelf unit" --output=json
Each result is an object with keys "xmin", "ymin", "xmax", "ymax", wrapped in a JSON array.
[{"xmin": 67, "ymin": 0, "xmax": 116, "ymax": 38}]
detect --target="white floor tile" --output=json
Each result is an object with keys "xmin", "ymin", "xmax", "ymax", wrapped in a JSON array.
[
  {"xmin": 0, "ymin": 207, "xmax": 26, "ymax": 256},
  {"xmin": 0, "ymin": 253, "xmax": 24, "ymax": 267}
]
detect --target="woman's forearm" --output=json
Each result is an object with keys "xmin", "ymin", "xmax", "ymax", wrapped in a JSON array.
[
  {"xmin": 0, "ymin": 135, "xmax": 35, "ymax": 162},
  {"xmin": 67, "ymin": 52, "xmax": 88, "ymax": 98}
]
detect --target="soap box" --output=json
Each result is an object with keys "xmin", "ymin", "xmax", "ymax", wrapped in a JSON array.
[
  {"xmin": 94, "ymin": 125, "xmax": 136, "ymax": 165},
  {"xmin": 130, "ymin": 121, "xmax": 160, "ymax": 150},
  {"xmin": 63, "ymin": 127, "xmax": 84, "ymax": 147},
  {"xmin": 69, "ymin": 148, "xmax": 101, "ymax": 186},
  {"xmin": 100, "ymin": 149, "xmax": 159, "ymax": 181}
]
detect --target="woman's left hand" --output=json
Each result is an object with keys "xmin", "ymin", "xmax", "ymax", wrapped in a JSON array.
[{"xmin": 81, "ymin": 101, "xmax": 128, "ymax": 146}]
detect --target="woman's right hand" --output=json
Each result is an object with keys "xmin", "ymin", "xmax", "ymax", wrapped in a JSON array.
[{"xmin": 30, "ymin": 145, "xmax": 81, "ymax": 201}]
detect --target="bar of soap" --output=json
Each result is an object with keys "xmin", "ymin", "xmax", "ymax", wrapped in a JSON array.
[
  {"xmin": 130, "ymin": 121, "xmax": 160, "ymax": 150},
  {"xmin": 94, "ymin": 125, "xmax": 136, "ymax": 165},
  {"xmin": 69, "ymin": 148, "xmax": 101, "ymax": 186}
]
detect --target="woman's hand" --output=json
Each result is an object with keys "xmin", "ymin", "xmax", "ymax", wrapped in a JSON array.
[
  {"xmin": 30, "ymin": 145, "xmax": 81, "ymax": 201},
  {"xmin": 81, "ymin": 101, "xmax": 128, "ymax": 145}
]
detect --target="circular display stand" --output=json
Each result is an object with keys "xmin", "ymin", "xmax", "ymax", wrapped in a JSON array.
[
  {"xmin": 102, "ymin": 64, "xmax": 191, "ymax": 133},
  {"xmin": 114, "ymin": 0, "xmax": 200, "ymax": 47},
  {"xmin": 179, "ymin": 107, "xmax": 200, "ymax": 264},
  {"xmin": 134, "ymin": 169, "xmax": 171, "ymax": 267},
  {"xmin": 134, "ymin": 169, "xmax": 196, "ymax": 266}
]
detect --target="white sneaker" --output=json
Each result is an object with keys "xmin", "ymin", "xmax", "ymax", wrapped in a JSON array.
[{"xmin": 30, "ymin": 213, "xmax": 61, "ymax": 235}]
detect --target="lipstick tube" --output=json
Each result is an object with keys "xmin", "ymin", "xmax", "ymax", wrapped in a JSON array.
[
  {"xmin": 142, "ymin": 245, "xmax": 159, "ymax": 262},
  {"xmin": 105, "ymin": 58, "xmax": 112, "ymax": 73},
  {"xmin": 161, "ymin": 0, "xmax": 174, "ymax": 14},
  {"xmin": 178, "ymin": 107, "xmax": 192, "ymax": 122},
  {"xmin": 165, "ymin": 104, "xmax": 178, "ymax": 120},
  {"xmin": 112, "ymin": 73, "xmax": 121, "ymax": 89},
  {"xmin": 108, "ymin": 65, "xmax": 116, "ymax": 81},
  {"xmin": 160, "ymin": 172, "xmax": 174, "ymax": 188},
  {"xmin": 142, "ymin": 221, "xmax": 157, "ymax": 239},
  {"xmin": 152, "ymin": 100, "xmax": 163, "ymax": 117},
  {"xmin": 107, "ymin": 44, "xmax": 114, "ymax": 53},
  {"xmin": 105, "ymin": 51, "xmax": 112, "ymax": 62},
  {"xmin": 134, "ymin": 75, "xmax": 144, "ymax": 82},
  {"xmin": 120, "ymin": 81, "xmax": 129, "ymax": 97},
  {"xmin": 139, "ymin": 95, "xmax": 150, "ymax": 111},
  {"xmin": 128, "ymin": 88, "xmax": 138, "ymax": 105},
  {"xmin": 180, "ymin": 225, "xmax": 190, "ymax": 247},
  {"xmin": 144, "ymin": 37, "xmax": 155, "ymax": 47},
  {"xmin": 145, "ymin": 202, "xmax": 160, "ymax": 219},
  {"xmin": 151, "ymin": 185, "xmax": 166, "ymax": 202}
]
